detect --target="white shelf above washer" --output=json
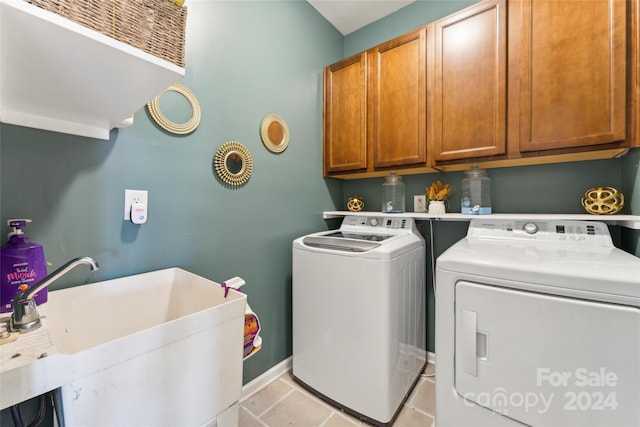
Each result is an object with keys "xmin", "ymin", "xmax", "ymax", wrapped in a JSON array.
[
  {"xmin": 0, "ymin": 0, "xmax": 185, "ymax": 140},
  {"xmin": 323, "ymin": 211, "xmax": 640, "ymax": 230}
]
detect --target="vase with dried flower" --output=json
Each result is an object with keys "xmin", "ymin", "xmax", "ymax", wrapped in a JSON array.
[{"xmin": 427, "ymin": 180, "xmax": 454, "ymax": 214}]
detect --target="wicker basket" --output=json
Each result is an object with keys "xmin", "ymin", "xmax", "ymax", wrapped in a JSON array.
[{"xmin": 25, "ymin": 0, "xmax": 186, "ymax": 68}]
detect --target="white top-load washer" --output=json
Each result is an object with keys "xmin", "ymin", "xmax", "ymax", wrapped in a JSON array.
[
  {"xmin": 436, "ymin": 219, "xmax": 640, "ymax": 427},
  {"xmin": 293, "ymin": 216, "xmax": 426, "ymax": 426}
]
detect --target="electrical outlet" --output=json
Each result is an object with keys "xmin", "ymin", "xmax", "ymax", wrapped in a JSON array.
[
  {"xmin": 124, "ymin": 189, "xmax": 148, "ymax": 220},
  {"xmin": 414, "ymin": 194, "xmax": 427, "ymax": 213}
]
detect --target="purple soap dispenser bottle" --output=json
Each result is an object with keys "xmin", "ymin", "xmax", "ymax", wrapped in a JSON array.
[{"xmin": 0, "ymin": 219, "xmax": 48, "ymax": 313}]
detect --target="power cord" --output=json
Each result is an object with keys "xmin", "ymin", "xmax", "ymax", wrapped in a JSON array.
[
  {"xmin": 421, "ymin": 219, "xmax": 437, "ymax": 379},
  {"xmin": 430, "ymin": 219, "xmax": 436, "ymax": 299}
]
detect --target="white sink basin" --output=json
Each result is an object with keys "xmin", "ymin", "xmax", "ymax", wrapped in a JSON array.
[
  {"xmin": 0, "ymin": 267, "xmax": 247, "ymax": 426},
  {"xmin": 43, "ymin": 267, "xmax": 240, "ymax": 354}
]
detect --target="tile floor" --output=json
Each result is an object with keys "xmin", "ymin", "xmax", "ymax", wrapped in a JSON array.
[{"xmin": 238, "ymin": 364, "xmax": 435, "ymax": 427}]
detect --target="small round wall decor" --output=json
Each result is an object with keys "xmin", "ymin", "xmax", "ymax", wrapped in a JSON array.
[
  {"xmin": 147, "ymin": 82, "xmax": 201, "ymax": 135},
  {"xmin": 260, "ymin": 114, "xmax": 290, "ymax": 153},
  {"xmin": 214, "ymin": 141, "xmax": 253, "ymax": 187}
]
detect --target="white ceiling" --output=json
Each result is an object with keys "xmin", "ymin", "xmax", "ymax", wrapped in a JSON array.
[{"xmin": 307, "ymin": 0, "xmax": 416, "ymax": 35}]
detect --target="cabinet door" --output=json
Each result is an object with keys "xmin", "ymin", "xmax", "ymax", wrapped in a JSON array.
[
  {"xmin": 512, "ymin": 0, "xmax": 626, "ymax": 152},
  {"xmin": 323, "ymin": 53, "xmax": 367, "ymax": 174},
  {"xmin": 433, "ymin": 0, "xmax": 507, "ymax": 162},
  {"xmin": 369, "ymin": 28, "xmax": 427, "ymax": 168}
]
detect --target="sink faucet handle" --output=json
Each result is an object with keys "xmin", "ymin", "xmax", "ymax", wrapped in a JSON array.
[{"xmin": 11, "ymin": 296, "xmax": 40, "ymax": 331}]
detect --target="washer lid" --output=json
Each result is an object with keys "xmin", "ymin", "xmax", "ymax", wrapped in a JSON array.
[
  {"xmin": 302, "ymin": 235, "xmax": 382, "ymax": 252},
  {"xmin": 294, "ymin": 230, "xmax": 423, "ymax": 259},
  {"xmin": 292, "ymin": 215, "xmax": 424, "ymax": 259},
  {"xmin": 323, "ymin": 230, "xmax": 394, "ymax": 242}
]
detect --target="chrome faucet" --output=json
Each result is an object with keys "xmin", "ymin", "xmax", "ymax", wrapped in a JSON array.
[{"xmin": 11, "ymin": 256, "xmax": 99, "ymax": 332}]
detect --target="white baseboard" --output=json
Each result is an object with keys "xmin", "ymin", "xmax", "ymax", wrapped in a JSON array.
[
  {"xmin": 240, "ymin": 357, "xmax": 293, "ymax": 403},
  {"xmin": 240, "ymin": 352, "xmax": 435, "ymax": 403}
]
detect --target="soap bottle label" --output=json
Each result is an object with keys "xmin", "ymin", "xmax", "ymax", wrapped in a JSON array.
[{"xmin": 1, "ymin": 251, "xmax": 47, "ymax": 313}]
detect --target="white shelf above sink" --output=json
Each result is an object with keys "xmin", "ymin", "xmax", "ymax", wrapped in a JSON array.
[
  {"xmin": 323, "ymin": 211, "xmax": 640, "ymax": 229},
  {"xmin": 0, "ymin": 0, "xmax": 185, "ymax": 140}
]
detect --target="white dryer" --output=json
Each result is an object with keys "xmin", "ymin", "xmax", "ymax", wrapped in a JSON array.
[
  {"xmin": 435, "ymin": 219, "xmax": 640, "ymax": 427},
  {"xmin": 293, "ymin": 215, "xmax": 426, "ymax": 426}
]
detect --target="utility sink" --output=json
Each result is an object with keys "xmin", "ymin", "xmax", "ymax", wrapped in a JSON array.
[{"xmin": 0, "ymin": 268, "xmax": 247, "ymax": 426}]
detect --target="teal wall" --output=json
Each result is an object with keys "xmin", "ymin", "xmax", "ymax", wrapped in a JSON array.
[
  {"xmin": 1, "ymin": 0, "xmax": 639, "ymax": 423},
  {"xmin": 1, "ymin": 3, "xmax": 342, "ymax": 422}
]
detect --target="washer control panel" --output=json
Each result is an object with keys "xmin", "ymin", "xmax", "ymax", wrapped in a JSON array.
[
  {"xmin": 467, "ymin": 219, "xmax": 613, "ymax": 247},
  {"xmin": 341, "ymin": 216, "xmax": 414, "ymax": 233}
]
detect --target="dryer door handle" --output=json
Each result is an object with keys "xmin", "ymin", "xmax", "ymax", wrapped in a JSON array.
[{"xmin": 459, "ymin": 309, "xmax": 478, "ymax": 376}]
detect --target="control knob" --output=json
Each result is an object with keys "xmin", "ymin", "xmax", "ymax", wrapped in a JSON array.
[{"xmin": 523, "ymin": 223, "xmax": 538, "ymax": 234}]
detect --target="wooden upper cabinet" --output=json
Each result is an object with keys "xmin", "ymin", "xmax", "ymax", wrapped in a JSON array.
[
  {"xmin": 511, "ymin": 0, "xmax": 626, "ymax": 152},
  {"xmin": 368, "ymin": 28, "xmax": 427, "ymax": 168},
  {"xmin": 323, "ymin": 0, "xmax": 633, "ymax": 178},
  {"xmin": 323, "ymin": 53, "xmax": 367, "ymax": 174},
  {"xmin": 433, "ymin": 0, "xmax": 507, "ymax": 163}
]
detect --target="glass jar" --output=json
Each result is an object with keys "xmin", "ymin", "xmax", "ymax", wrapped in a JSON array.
[
  {"xmin": 382, "ymin": 171, "xmax": 405, "ymax": 213},
  {"xmin": 461, "ymin": 165, "xmax": 492, "ymax": 214}
]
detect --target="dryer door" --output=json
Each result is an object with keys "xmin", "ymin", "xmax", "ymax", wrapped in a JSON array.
[{"xmin": 454, "ymin": 281, "xmax": 640, "ymax": 426}]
